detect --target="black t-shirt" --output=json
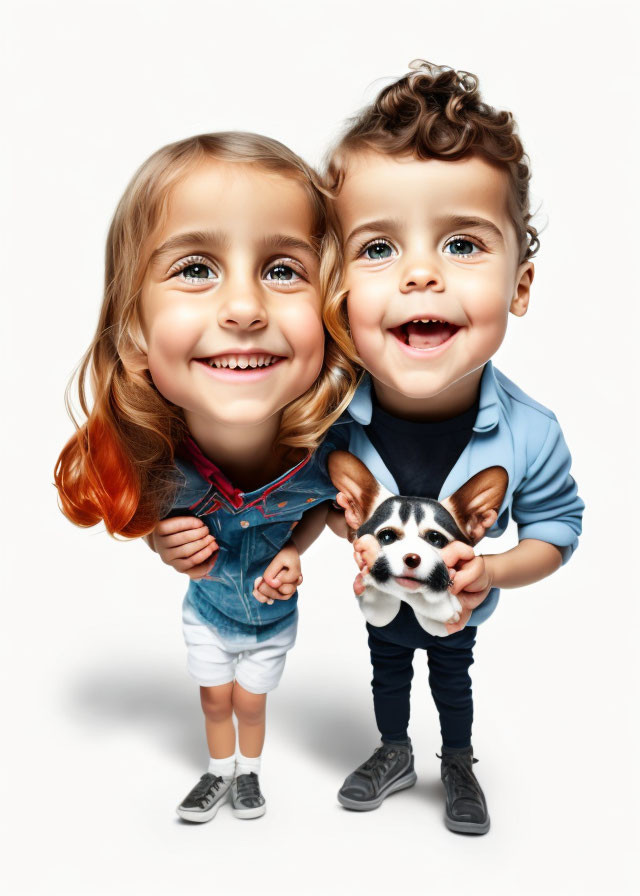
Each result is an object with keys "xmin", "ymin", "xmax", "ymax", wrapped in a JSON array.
[
  {"xmin": 364, "ymin": 391, "xmax": 480, "ymax": 645},
  {"xmin": 365, "ymin": 394, "xmax": 480, "ymax": 500}
]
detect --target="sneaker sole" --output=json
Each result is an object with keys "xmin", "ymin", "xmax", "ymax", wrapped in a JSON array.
[
  {"xmin": 176, "ymin": 790, "xmax": 229, "ymax": 823},
  {"xmin": 337, "ymin": 770, "xmax": 417, "ymax": 811},
  {"xmin": 444, "ymin": 813, "xmax": 491, "ymax": 835},
  {"xmin": 231, "ymin": 803, "xmax": 266, "ymax": 820}
]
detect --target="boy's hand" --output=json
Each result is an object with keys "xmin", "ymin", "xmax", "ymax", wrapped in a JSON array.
[
  {"xmin": 149, "ymin": 516, "xmax": 218, "ymax": 579},
  {"xmin": 253, "ymin": 542, "xmax": 303, "ymax": 606},
  {"xmin": 352, "ymin": 534, "xmax": 379, "ymax": 597},
  {"xmin": 440, "ymin": 541, "xmax": 493, "ymax": 633}
]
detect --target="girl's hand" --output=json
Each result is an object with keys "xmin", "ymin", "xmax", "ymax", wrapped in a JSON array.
[
  {"xmin": 146, "ymin": 516, "xmax": 218, "ymax": 579},
  {"xmin": 253, "ymin": 542, "xmax": 302, "ymax": 605},
  {"xmin": 440, "ymin": 541, "xmax": 494, "ymax": 632}
]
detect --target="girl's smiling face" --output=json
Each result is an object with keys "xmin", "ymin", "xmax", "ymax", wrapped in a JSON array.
[
  {"xmin": 335, "ymin": 152, "xmax": 534, "ymax": 417},
  {"xmin": 139, "ymin": 160, "xmax": 324, "ymax": 440}
]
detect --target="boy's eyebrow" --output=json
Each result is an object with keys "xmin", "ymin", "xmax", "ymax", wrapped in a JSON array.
[
  {"xmin": 345, "ymin": 218, "xmax": 405, "ymax": 247},
  {"xmin": 150, "ymin": 230, "xmax": 232, "ymax": 264},
  {"xmin": 435, "ymin": 215, "xmax": 505, "ymax": 243},
  {"xmin": 261, "ymin": 233, "xmax": 319, "ymax": 257}
]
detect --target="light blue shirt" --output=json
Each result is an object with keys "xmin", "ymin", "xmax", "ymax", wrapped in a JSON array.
[{"xmin": 331, "ymin": 361, "xmax": 584, "ymax": 625}]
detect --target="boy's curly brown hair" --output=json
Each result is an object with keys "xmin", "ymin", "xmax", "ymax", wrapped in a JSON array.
[{"xmin": 325, "ymin": 59, "xmax": 539, "ymax": 263}]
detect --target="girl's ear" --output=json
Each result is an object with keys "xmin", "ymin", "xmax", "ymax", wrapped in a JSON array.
[
  {"xmin": 441, "ymin": 466, "xmax": 509, "ymax": 545},
  {"xmin": 120, "ymin": 319, "xmax": 150, "ymax": 375},
  {"xmin": 510, "ymin": 261, "xmax": 534, "ymax": 317},
  {"xmin": 327, "ymin": 451, "xmax": 382, "ymax": 531}
]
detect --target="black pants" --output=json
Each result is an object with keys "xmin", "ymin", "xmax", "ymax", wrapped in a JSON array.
[{"xmin": 367, "ymin": 602, "xmax": 477, "ymax": 749}]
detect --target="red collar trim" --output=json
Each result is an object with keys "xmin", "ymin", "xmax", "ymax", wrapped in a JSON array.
[{"xmin": 179, "ymin": 436, "xmax": 244, "ymax": 509}]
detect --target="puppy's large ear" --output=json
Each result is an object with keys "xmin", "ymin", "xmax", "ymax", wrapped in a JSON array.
[
  {"xmin": 327, "ymin": 451, "xmax": 386, "ymax": 531},
  {"xmin": 441, "ymin": 466, "xmax": 508, "ymax": 545}
]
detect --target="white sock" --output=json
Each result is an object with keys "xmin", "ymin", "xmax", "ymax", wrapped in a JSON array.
[
  {"xmin": 236, "ymin": 751, "xmax": 261, "ymax": 777},
  {"xmin": 208, "ymin": 754, "xmax": 236, "ymax": 781}
]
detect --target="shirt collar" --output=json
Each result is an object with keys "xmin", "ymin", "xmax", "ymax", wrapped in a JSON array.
[
  {"xmin": 178, "ymin": 435, "xmax": 245, "ymax": 509},
  {"xmin": 347, "ymin": 361, "xmax": 499, "ymax": 433}
]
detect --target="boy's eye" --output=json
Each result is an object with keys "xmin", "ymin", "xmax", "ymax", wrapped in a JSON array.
[
  {"xmin": 361, "ymin": 240, "xmax": 395, "ymax": 261},
  {"xmin": 444, "ymin": 237, "xmax": 482, "ymax": 258},
  {"xmin": 265, "ymin": 264, "xmax": 301, "ymax": 284}
]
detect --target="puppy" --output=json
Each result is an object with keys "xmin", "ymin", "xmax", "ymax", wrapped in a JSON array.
[{"xmin": 328, "ymin": 452, "xmax": 508, "ymax": 637}]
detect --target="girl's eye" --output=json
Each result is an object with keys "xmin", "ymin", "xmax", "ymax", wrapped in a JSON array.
[
  {"xmin": 170, "ymin": 257, "xmax": 217, "ymax": 283},
  {"xmin": 424, "ymin": 530, "xmax": 448, "ymax": 549},
  {"xmin": 182, "ymin": 263, "xmax": 215, "ymax": 280},
  {"xmin": 444, "ymin": 237, "xmax": 483, "ymax": 259},
  {"xmin": 378, "ymin": 528, "xmax": 399, "ymax": 546},
  {"xmin": 361, "ymin": 240, "xmax": 395, "ymax": 261},
  {"xmin": 265, "ymin": 263, "xmax": 302, "ymax": 284}
]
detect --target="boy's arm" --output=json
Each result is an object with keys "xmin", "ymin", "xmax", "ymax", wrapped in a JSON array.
[
  {"xmin": 144, "ymin": 517, "xmax": 218, "ymax": 579},
  {"xmin": 253, "ymin": 503, "xmax": 331, "ymax": 604},
  {"xmin": 444, "ymin": 416, "xmax": 583, "ymax": 629},
  {"xmin": 289, "ymin": 502, "xmax": 331, "ymax": 555}
]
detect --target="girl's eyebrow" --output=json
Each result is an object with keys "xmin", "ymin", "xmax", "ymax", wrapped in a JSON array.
[
  {"xmin": 150, "ymin": 231, "xmax": 318, "ymax": 265},
  {"xmin": 151, "ymin": 230, "xmax": 231, "ymax": 264},
  {"xmin": 261, "ymin": 233, "xmax": 319, "ymax": 257}
]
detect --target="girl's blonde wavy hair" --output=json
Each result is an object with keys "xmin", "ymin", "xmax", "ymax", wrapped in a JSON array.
[
  {"xmin": 55, "ymin": 132, "xmax": 357, "ymax": 538},
  {"xmin": 323, "ymin": 60, "xmax": 539, "ymax": 367}
]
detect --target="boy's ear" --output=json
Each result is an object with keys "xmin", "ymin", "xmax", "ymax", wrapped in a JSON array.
[
  {"xmin": 510, "ymin": 261, "xmax": 534, "ymax": 317},
  {"xmin": 441, "ymin": 466, "xmax": 508, "ymax": 545},
  {"xmin": 327, "ymin": 451, "xmax": 387, "ymax": 531}
]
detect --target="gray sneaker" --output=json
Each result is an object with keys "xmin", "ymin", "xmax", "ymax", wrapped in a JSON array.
[
  {"xmin": 231, "ymin": 773, "xmax": 266, "ymax": 819},
  {"xmin": 338, "ymin": 740, "xmax": 417, "ymax": 810},
  {"xmin": 176, "ymin": 773, "xmax": 230, "ymax": 823}
]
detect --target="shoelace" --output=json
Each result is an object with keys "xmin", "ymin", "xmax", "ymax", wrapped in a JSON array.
[
  {"xmin": 235, "ymin": 773, "xmax": 262, "ymax": 803},
  {"xmin": 441, "ymin": 755, "xmax": 482, "ymax": 802},
  {"xmin": 191, "ymin": 773, "xmax": 222, "ymax": 801},
  {"xmin": 356, "ymin": 746, "xmax": 397, "ymax": 787}
]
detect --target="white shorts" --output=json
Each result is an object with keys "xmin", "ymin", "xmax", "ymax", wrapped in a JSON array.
[{"xmin": 181, "ymin": 598, "xmax": 298, "ymax": 694}]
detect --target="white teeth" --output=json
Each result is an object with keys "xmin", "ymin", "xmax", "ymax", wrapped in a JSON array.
[{"xmin": 207, "ymin": 353, "xmax": 280, "ymax": 369}]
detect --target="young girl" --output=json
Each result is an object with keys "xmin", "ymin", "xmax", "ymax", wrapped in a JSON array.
[{"xmin": 54, "ymin": 132, "xmax": 356, "ymax": 822}]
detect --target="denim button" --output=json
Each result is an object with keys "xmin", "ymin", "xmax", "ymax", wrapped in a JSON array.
[{"xmin": 240, "ymin": 520, "xmax": 250, "ymax": 528}]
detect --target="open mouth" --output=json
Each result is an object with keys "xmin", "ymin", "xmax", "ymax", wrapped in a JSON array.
[
  {"xmin": 389, "ymin": 319, "xmax": 460, "ymax": 351},
  {"xmin": 393, "ymin": 575, "xmax": 424, "ymax": 592}
]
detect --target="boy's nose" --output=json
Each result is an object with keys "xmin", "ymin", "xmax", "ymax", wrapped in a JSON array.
[{"xmin": 399, "ymin": 258, "xmax": 444, "ymax": 294}]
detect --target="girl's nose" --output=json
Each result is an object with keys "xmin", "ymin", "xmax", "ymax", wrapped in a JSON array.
[{"xmin": 217, "ymin": 285, "xmax": 267, "ymax": 331}]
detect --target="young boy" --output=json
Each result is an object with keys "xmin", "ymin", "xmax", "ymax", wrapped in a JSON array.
[
  {"xmin": 316, "ymin": 59, "xmax": 583, "ymax": 834},
  {"xmin": 150, "ymin": 61, "xmax": 584, "ymax": 834}
]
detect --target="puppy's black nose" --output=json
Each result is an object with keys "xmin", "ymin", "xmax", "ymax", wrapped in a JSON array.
[{"xmin": 403, "ymin": 553, "xmax": 421, "ymax": 569}]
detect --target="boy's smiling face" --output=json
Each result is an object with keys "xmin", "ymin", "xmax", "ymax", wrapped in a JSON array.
[{"xmin": 335, "ymin": 152, "xmax": 534, "ymax": 418}]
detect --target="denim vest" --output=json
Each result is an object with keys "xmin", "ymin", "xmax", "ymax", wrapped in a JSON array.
[{"xmin": 169, "ymin": 428, "xmax": 348, "ymax": 641}]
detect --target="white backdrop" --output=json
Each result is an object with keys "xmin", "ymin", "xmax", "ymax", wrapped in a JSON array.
[{"xmin": 2, "ymin": 1, "xmax": 638, "ymax": 894}]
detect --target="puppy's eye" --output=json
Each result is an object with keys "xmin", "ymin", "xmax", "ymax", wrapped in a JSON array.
[
  {"xmin": 377, "ymin": 529, "xmax": 399, "ymax": 546},
  {"xmin": 424, "ymin": 530, "xmax": 448, "ymax": 549}
]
